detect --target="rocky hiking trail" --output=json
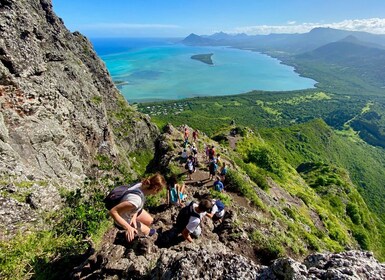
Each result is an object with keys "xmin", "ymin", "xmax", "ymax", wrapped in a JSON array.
[{"xmin": 72, "ymin": 125, "xmax": 385, "ymax": 279}]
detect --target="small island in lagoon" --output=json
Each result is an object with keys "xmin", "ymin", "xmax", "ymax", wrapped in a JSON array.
[{"xmin": 191, "ymin": 53, "xmax": 214, "ymax": 65}]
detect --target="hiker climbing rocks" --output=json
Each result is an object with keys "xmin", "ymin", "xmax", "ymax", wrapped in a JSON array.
[
  {"xmin": 208, "ymin": 145, "xmax": 215, "ymax": 161},
  {"xmin": 175, "ymin": 199, "xmax": 213, "ymax": 242},
  {"xmin": 105, "ymin": 173, "xmax": 166, "ymax": 242},
  {"xmin": 208, "ymin": 159, "xmax": 218, "ymax": 180},
  {"xmin": 191, "ymin": 143, "xmax": 198, "ymax": 157},
  {"xmin": 220, "ymin": 162, "xmax": 228, "ymax": 181},
  {"xmin": 216, "ymin": 153, "xmax": 221, "ymax": 165},
  {"xmin": 207, "ymin": 199, "xmax": 225, "ymax": 223},
  {"xmin": 192, "ymin": 129, "xmax": 198, "ymax": 142},
  {"xmin": 213, "ymin": 176, "xmax": 225, "ymax": 192},
  {"xmin": 183, "ymin": 127, "xmax": 189, "ymax": 145},
  {"xmin": 204, "ymin": 143, "xmax": 210, "ymax": 161},
  {"xmin": 186, "ymin": 155, "xmax": 195, "ymax": 180},
  {"xmin": 167, "ymin": 175, "xmax": 187, "ymax": 207},
  {"xmin": 181, "ymin": 148, "xmax": 188, "ymax": 163}
]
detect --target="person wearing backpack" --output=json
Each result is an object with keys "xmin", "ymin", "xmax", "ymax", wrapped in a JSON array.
[
  {"xmin": 175, "ymin": 199, "xmax": 213, "ymax": 242},
  {"xmin": 167, "ymin": 175, "xmax": 187, "ymax": 207},
  {"xmin": 213, "ymin": 176, "xmax": 224, "ymax": 192},
  {"xmin": 208, "ymin": 160, "xmax": 218, "ymax": 180},
  {"xmin": 106, "ymin": 173, "xmax": 166, "ymax": 242},
  {"xmin": 192, "ymin": 130, "xmax": 198, "ymax": 142},
  {"xmin": 220, "ymin": 162, "xmax": 228, "ymax": 181},
  {"xmin": 207, "ymin": 199, "xmax": 225, "ymax": 223},
  {"xmin": 208, "ymin": 145, "xmax": 215, "ymax": 161}
]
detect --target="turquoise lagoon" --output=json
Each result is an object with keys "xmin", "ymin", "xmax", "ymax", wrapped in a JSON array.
[{"xmin": 91, "ymin": 38, "xmax": 316, "ymax": 102}]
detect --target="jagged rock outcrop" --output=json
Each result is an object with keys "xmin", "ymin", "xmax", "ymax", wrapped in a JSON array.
[
  {"xmin": 0, "ymin": 0, "xmax": 158, "ymax": 238},
  {"xmin": 74, "ymin": 225, "xmax": 385, "ymax": 280}
]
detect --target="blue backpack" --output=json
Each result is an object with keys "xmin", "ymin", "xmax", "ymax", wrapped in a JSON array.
[
  {"xmin": 214, "ymin": 181, "xmax": 224, "ymax": 192},
  {"xmin": 214, "ymin": 200, "xmax": 225, "ymax": 212},
  {"xmin": 169, "ymin": 187, "xmax": 178, "ymax": 203}
]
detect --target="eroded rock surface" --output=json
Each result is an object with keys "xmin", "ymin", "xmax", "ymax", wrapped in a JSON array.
[{"xmin": 0, "ymin": 0, "xmax": 158, "ymax": 238}]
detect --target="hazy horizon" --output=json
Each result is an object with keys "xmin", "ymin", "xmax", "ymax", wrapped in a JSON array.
[{"xmin": 52, "ymin": 0, "xmax": 385, "ymax": 38}]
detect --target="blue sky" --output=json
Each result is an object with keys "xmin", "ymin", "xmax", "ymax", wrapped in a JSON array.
[{"xmin": 52, "ymin": 0, "xmax": 385, "ymax": 38}]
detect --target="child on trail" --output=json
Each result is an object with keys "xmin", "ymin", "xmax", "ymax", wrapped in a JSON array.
[
  {"xmin": 213, "ymin": 176, "xmax": 225, "ymax": 192},
  {"xmin": 174, "ymin": 199, "xmax": 213, "ymax": 242},
  {"xmin": 220, "ymin": 162, "xmax": 228, "ymax": 181},
  {"xmin": 186, "ymin": 155, "xmax": 195, "ymax": 180},
  {"xmin": 208, "ymin": 160, "xmax": 218, "ymax": 180},
  {"xmin": 207, "ymin": 199, "xmax": 225, "ymax": 223},
  {"xmin": 107, "ymin": 173, "xmax": 166, "ymax": 242},
  {"xmin": 167, "ymin": 175, "xmax": 187, "ymax": 207}
]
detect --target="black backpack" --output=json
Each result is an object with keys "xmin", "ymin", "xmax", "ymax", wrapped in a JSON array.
[
  {"xmin": 175, "ymin": 201, "xmax": 200, "ymax": 232},
  {"xmin": 103, "ymin": 184, "xmax": 145, "ymax": 211}
]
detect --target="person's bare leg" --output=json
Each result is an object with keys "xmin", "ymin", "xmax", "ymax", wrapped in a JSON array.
[{"xmin": 136, "ymin": 210, "xmax": 153, "ymax": 235}]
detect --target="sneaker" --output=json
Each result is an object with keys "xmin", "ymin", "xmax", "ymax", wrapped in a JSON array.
[{"xmin": 149, "ymin": 228, "xmax": 157, "ymax": 236}]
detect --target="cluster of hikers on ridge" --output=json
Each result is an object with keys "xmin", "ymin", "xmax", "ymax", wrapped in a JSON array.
[{"xmin": 104, "ymin": 126, "xmax": 228, "ymax": 245}]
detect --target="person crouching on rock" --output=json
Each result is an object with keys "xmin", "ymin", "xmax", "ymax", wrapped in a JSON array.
[
  {"xmin": 108, "ymin": 173, "xmax": 166, "ymax": 242},
  {"xmin": 207, "ymin": 199, "xmax": 225, "ymax": 224},
  {"xmin": 175, "ymin": 199, "xmax": 213, "ymax": 242}
]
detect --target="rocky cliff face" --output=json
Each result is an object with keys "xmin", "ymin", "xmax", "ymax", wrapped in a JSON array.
[{"xmin": 0, "ymin": 0, "xmax": 158, "ymax": 238}]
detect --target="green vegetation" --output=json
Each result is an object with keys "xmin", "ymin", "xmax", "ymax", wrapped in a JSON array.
[
  {"xmin": 226, "ymin": 169, "xmax": 265, "ymax": 210},
  {"xmin": 140, "ymin": 89, "xmax": 385, "ymax": 260},
  {"xmin": 138, "ymin": 89, "xmax": 373, "ymax": 136},
  {"xmin": 0, "ymin": 184, "xmax": 109, "ymax": 280},
  {"xmin": 129, "ymin": 149, "xmax": 154, "ymax": 176},
  {"xmin": 90, "ymin": 95, "xmax": 102, "ymax": 105}
]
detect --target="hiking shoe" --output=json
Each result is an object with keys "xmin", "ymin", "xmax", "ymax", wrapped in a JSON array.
[{"xmin": 149, "ymin": 228, "xmax": 157, "ymax": 236}]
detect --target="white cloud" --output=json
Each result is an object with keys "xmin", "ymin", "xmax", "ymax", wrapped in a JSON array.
[
  {"xmin": 81, "ymin": 23, "xmax": 180, "ymax": 30},
  {"xmin": 230, "ymin": 18, "xmax": 385, "ymax": 35}
]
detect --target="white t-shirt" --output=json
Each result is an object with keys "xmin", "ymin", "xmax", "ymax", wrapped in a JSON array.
[
  {"xmin": 185, "ymin": 203, "xmax": 207, "ymax": 233},
  {"xmin": 120, "ymin": 183, "xmax": 143, "ymax": 223},
  {"xmin": 211, "ymin": 203, "xmax": 225, "ymax": 218}
]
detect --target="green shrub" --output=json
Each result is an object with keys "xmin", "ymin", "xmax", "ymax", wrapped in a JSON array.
[
  {"xmin": 56, "ymin": 188, "xmax": 106, "ymax": 238},
  {"xmin": 250, "ymin": 230, "xmax": 285, "ymax": 263},
  {"xmin": 226, "ymin": 170, "xmax": 265, "ymax": 209},
  {"xmin": 247, "ymin": 147, "xmax": 283, "ymax": 177},
  {"xmin": 296, "ymin": 192, "xmax": 311, "ymax": 206},
  {"xmin": 352, "ymin": 228, "xmax": 370, "ymax": 250},
  {"xmin": 283, "ymin": 207, "xmax": 297, "ymax": 221},
  {"xmin": 95, "ymin": 154, "xmax": 114, "ymax": 171},
  {"xmin": 242, "ymin": 163, "xmax": 270, "ymax": 190},
  {"xmin": 209, "ymin": 189, "xmax": 232, "ymax": 205},
  {"xmin": 346, "ymin": 203, "xmax": 361, "ymax": 225},
  {"xmin": 304, "ymin": 233, "xmax": 321, "ymax": 250},
  {"xmin": 145, "ymin": 188, "xmax": 167, "ymax": 208},
  {"xmin": 0, "ymin": 231, "xmax": 80, "ymax": 280}
]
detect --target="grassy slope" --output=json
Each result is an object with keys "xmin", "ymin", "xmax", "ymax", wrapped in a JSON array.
[
  {"xmin": 232, "ymin": 130, "xmax": 385, "ymax": 260},
  {"xmin": 138, "ymin": 90, "xmax": 385, "ymax": 260}
]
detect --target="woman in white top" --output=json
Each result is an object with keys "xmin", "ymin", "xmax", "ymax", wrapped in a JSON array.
[{"xmin": 109, "ymin": 173, "xmax": 166, "ymax": 242}]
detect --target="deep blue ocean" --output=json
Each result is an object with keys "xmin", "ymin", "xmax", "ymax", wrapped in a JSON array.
[{"xmin": 91, "ymin": 38, "xmax": 316, "ymax": 102}]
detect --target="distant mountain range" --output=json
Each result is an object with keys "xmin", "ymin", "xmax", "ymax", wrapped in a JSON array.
[
  {"xmin": 182, "ymin": 28, "xmax": 385, "ymax": 93},
  {"xmin": 182, "ymin": 27, "xmax": 385, "ymax": 54}
]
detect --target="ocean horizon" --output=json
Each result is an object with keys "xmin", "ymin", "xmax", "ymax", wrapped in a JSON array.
[{"xmin": 91, "ymin": 38, "xmax": 316, "ymax": 103}]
